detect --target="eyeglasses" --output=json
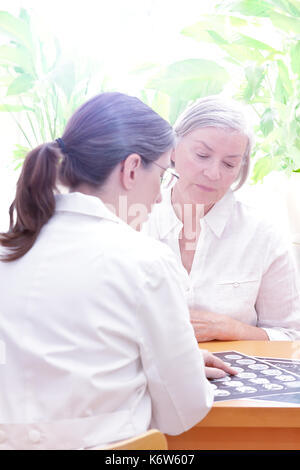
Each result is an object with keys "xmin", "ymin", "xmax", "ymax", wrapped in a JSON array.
[
  {"xmin": 155, "ymin": 162, "xmax": 180, "ymax": 189},
  {"xmin": 141, "ymin": 158, "xmax": 180, "ymax": 189}
]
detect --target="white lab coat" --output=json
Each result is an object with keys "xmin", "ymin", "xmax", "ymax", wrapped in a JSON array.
[{"xmin": 0, "ymin": 192, "xmax": 213, "ymax": 450}]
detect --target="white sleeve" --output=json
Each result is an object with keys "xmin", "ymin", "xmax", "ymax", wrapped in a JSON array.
[
  {"xmin": 136, "ymin": 247, "xmax": 213, "ymax": 436},
  {"xmin": 255, "ymin": 232, "xmax": 300, "ymax": 341}
]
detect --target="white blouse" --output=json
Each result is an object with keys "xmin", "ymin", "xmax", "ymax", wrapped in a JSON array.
[
  {"xmin": 0, "ymin": 192, "xmax": 213, "ymax": 450},
  {"xmin": 143, "ymin": 188, "xmax": 300, "ymax": 341}
]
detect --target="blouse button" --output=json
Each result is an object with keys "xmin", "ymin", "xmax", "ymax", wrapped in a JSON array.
[
  {"xmin": 0, "ymin": 430, "xmax": 6, "ymax": 443},
  {"xmin": 28, "ymin": 429, "xmax": 41, "ymax": 444},
  {"xmin": 233, "ymin": 282, "xmax": 240, "ymax": 288}
]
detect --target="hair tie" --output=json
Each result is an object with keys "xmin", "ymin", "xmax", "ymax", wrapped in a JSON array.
[{"xmin": 56, "ymin": 138, "xmax": 66, "ymax": 154}]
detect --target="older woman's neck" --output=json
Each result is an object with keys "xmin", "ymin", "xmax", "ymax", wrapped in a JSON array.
[{"xmin": 171, "ymin": 185, "xmax": 214, "ymax": 224}]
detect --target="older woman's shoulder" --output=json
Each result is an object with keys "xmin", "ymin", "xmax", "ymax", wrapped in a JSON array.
[{"xmin": 233, "ymin": 197, "xmax": 291, "ymax": 245}]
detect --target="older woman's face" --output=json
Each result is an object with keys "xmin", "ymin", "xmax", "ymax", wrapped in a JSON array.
[{"xmin": 172, "ymin": 127, "xmax": 248, "ymax": 207}]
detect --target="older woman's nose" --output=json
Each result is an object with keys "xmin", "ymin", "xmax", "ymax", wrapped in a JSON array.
[{"xmin": 203, "ymin": 162, "xmax": 221, "ymax": 180}]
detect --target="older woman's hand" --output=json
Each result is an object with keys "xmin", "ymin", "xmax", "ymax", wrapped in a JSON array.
[
  {"xmin": 190, "ymin": 308, "xmax": 269, "ymax": 342},
  {"xmin": 190, "ymin": 308, "xmax": 229, "ymax": 342},
  {"xmin": 201, "ymin": 350, "xmax": 238, "ymax": 379}
]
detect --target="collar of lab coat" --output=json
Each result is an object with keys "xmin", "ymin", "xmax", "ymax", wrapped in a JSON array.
[
  {"xmin": 156, "ymin": 187, "xmax": 236, "ymax": 239},
  {"xmin": 55, "ymin": 192, "xmax": 122, "ymax": 224}
]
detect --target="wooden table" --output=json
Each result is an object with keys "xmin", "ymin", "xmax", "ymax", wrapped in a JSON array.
[{"xmin": 167, "ymin": 341, "xmax": 300, "ymax": 450}]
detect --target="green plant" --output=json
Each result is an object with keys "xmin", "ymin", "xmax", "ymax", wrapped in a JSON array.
[
  {"xmin": 144, "ymin": 58, "xmax": 230, "ymax": 125},
  {"xmin": 179, "ymin": 0, "xmax": 300, "ymax": 182},
  {"xmin": 2, "ymin": 3, "xmax": 300, "ymax": 183},
  {"xmin": 0, "ymin": 9, "xmax": 105, "ymax": 168}
]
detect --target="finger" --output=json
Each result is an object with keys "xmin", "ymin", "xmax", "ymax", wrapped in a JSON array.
[
  {"xmin": 205, "ymin": 367, "xmax": 227, "ymax": 380},
  {"xmin": 206, "ymin": 355, "xmax": 238, "ymax": 376},
  {"xmin": 216, "ymin": 359, "xmax": 238, "ymax": 376}
]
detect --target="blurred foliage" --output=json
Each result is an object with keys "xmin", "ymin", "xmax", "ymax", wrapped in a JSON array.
[
  {"xmin": 179, "ymin": 0, "xmax": 300, "ymax": 182},
  {"xmin": 145, "ymin": 59, "xmax": 230, "ymax": 125},
  {"xmin": 1, "ymin": 2, "xmax": 300, "ymax": 182},
  {"xmin": 0, "ymin": 9, "xmax": 107, "ymax": 168}
]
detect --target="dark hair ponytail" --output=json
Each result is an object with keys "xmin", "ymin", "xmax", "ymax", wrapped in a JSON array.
[
  {"xmin": 0, "ymin": 143, "xmax": 59, "ymax": 262},
  {"xmin": 0, "ymin": 92, "xmax": 174, "ymax": 262}
]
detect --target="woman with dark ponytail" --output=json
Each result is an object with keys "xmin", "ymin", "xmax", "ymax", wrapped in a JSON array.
[
  {"xmin": 0, "ymin": 92, "xmax": 234, "ymax": 449},
  {"xmin": 0, "ymin": 143, "xmax": 59, "ymax": 261}
]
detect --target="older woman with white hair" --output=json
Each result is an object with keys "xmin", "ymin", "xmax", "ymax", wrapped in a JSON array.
[{"xmin": 143, "ymin": 95, "xmax": 300, "ymax": 342}]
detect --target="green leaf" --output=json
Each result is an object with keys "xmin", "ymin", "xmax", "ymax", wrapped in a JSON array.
[
  {"xmin": 293, "ymin": 135, "xmax": 300, "ymax": 150},
  {"xmin": 182, "ymin": 21, "xmax": 225, "ymax": 44},
  {"xmin": 51, "ymin": 62, "xmax": 76, "ymax": 101},
  {"xmin": 181, "ymin": 15, "xmax": 247, "ymax": 44},
  {"xmin": 226, "ymin": 0, "xmax": 272, "ymax": 17},
  {"xmin": 259, "ymin": 127, "xmax": 283, "ymax": 152},
  {"xmin": 288, "ymin": 119, "xmax": 299, "ymax": 142},
  {"xmin": 7, "ymin": 73, "xmax": 34, "ymax": 95},
  {"xmin": 19, "ymin": 8, "xmax": 31, "ymax": 24},
  {"xmin": 252, "ymin": 155, "xmax": 279, "ymax": 182},
  {"xmin": 275, "ymin": 102, "xmax": 291, "ymax": 121},
  {"xmin": 275, "ymin": 75, "xmax": 289, "ymax": 104},
  {"xmin": 147, "ymin": 61, "xmax": 229, "ymax": 121},
  {"xmin": 147, "ymin": 59, "xmax": 229, "ymax": 123},
  {"xmin": 148, "ymin": 59, "xmax": 229, "ymax": 92},
  {"xmin": 290, "ymin": 145, "xmax": 300, "ymax": 168},
  {"xmin": 287, "ymin": 0, "xmax": 300, "ymax": 16},
  {"xmin": 230, "ymin": 15, "xmax": 249, "ymax": 27},
  {"xmin": 207, "ymin": 30, "xmax": 228, "ymax": 45},
  {"xmin": 0, "ymin": 11, "xmax": 32, "ymax": 50},
  {"xmin": 277, "ymin": 60, "xmax": 293, "ymax": 95},
  {"xmin": 0, "ymin": 74, "xmax": 15, "ymax": 86},
  {"xmin": 260, "ymin": 108, "xmax": 274, "ymax": 136},
  {"xmin": 270, "ymin": 0, "xmax": 300, "ymax": 16},
  {"xmin": 0, "ymin": 44, "xmax": 34, "ymax": 74},
  {"xmin": 233, "ymin": 33, "xmax": 280, "ymax": 53},
  {"xmin": 291, "ymin": 41, "xmax": 300, "ymax": 75},
  {"xmin": 222, "ymin": 44, "xmax": 265, "ymax": 63},
  {"xmin": 152, "ymin": 77, "xmax": 225, "ymax": 102},
  {"xmin": 243, "ymin": 66, "xmax": 265, "ymax": 101},
  {"xmin": 148, "ymin": 60, "xmax": 229, "ymax": 124},
  {"xmin": 0, "ymin": 103, "xmax": 33, "ymax": 112},
  {"xmin": 151, "ymin": 91, "xmax": 170, "ymax": 121},
  {"xmin": 13, "ymin": 144, "xmax": 30, "ymax": 161},
  {"xmin": 270, "ymin": 11, "xmax": 300, "ymax": 33},
  {"xmin": 169, "ymin": 98, "xmax": 190, "ymax": 126}
]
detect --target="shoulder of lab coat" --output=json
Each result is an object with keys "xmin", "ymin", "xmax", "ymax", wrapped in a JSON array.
[{"xmin": 0, "ymin": 192, "xmax": 213, "ymax": 448}]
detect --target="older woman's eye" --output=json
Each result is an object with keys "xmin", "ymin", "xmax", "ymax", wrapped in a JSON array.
[
  {"xmin": 196, "ymin": 154, "xmax": 208, "ymax": 159},
  {"xmin": 224, "ymin": 162, "xmax": 235, "ymax": 169}
]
